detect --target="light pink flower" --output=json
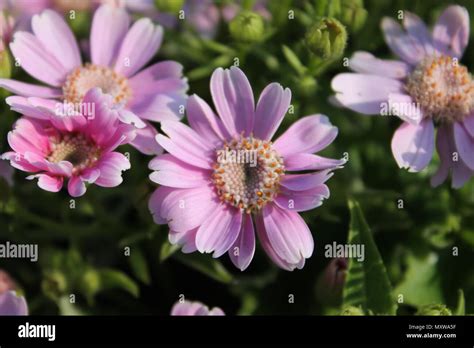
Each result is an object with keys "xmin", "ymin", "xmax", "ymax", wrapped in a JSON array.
[
  {"xmin": 149, "ymin": 67, "xmax": 344, "ymax": 271},
  {"xmin": 331, "ymin": 5, "xmax": 474, "ymax": 188},
  {"xmin": 0, "ymin": 4, "xmax": 188, "ymax": 155},
  {"xmin": 0, "ymin": 291, "xmax": 28, "ymax": 315},
  {"xmin": 1, "ymin": 88, "xmax": 136, "ymax": 196},
  {"xmin": 171, "ymin": 300, "xmax": 224, "ymax": 316}
]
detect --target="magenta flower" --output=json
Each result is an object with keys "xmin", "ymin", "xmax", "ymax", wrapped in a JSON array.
[
  {"xmin": 171, "ymin": 300, "xmax": 224, "ymax": 316},
  {"xmin": 149, "ymin": 67, "xmax": 344, "ymax": 271},
  {"xmin": 0, "ymin": 291, "xmax": 28, "ymax": 315},
  {"xmin": 0, "ymin": 4, "xmax": 188, "ymax": 155},
  {"xmin": 331, "ymin": 5, "xmax": 474, "ymax": 188},
  {"xmin": 1, "ymin": 88, "xmax": 136, "ymax": 196}
]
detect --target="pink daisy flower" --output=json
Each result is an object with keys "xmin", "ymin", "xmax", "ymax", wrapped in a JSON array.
[
  {"xmin": 171, "ymin": 300, "xmax": 224, "ymax": 316},
  {"xmin": 0, "ymin": 4, "xmax": 188, "ymax": 155},
  {"xmin": 0, "ymin": 291, "xmax": 28, "ymax": 315},
  {"xmin": 1, "ymin": 88, "xmax": 136, "ymax": 196},
  {"xmin": 149, "ymin": 67, "xmax": 344, "ymax": 271},
  {"xmin": 331, "ymin": 5, "xmax": 474, "ymax": 188}
]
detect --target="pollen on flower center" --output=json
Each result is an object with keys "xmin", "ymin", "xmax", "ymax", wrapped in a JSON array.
[
  {"xmin": 62, "ymin": 63, "xmax": 131, "ymax": 105},
  {"xmin": 406, "ymin": 55, "xmax": 474, "ymax": 123},
  {"xmin": 212, "ymin": 135, "xmax": 285, "ymax": 214},
  {"xmin": 48, "ymin": 133, "xmax": 100, "ymax": 174}
]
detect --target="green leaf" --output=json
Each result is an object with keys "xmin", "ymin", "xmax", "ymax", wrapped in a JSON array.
[
  {"xmin": 343, "ymin": 199, "xmax": 397, "ymax": 315},
  {"xmin": 395, "ymin": 252, "xmax": 444, "ymax": 307},
  {"xmin": 455, "ymin": 290, "xmax": 465, "ymax": 315},
  {"xmin": 98, "ymin": 269, "xmax": 139, "ymax": 298},
  {"xmin": 129, "ymin": 249, "xmax": 151, "ymax": 285},
  {"xmin": 173, "ymin": 252, "xmax": 233, "ymax": 284},
  {"xmin": 160, "ymin": 241, "xmax": 180, "ymax": 262},
  {"xmin": 58, "ymin": 296, "xmax": 88, "ymax": 315},
  {"xmin": 282, "ymin": 45, "xmax": 307, "ymax": 76}
]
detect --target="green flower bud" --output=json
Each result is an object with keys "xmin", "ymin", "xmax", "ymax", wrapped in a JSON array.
[
  {"xmin": 305, "ymin": 17, "xmax": 347, "ymax": 60},
  {"xmin": 416, "ymin": 304, "xmax": 453, "ymax": 316},
  {"xmin": 80, "ymin": 269, "xmax": 101, "ymax": 301},
  {"xmin": 339, "ymin": 0, "xmax": 367, "ymax": 33},
  {"xmin": 229, "ymin": 11, "xmax": 265, "ymax": 44},
  {"xmin": 0, "ymin": 44, "xmax": 11, "ymax": 79},
  {"xmin": 42, "ymin": 271, "xmax": 67, "ymax": 300},
  {"xmin": 341, "ymin": 305, "xmax": 365, "ymax": 315},
  {"xmin": 154, "ymin": 0, "xmax": 184, "ymax": 14}
]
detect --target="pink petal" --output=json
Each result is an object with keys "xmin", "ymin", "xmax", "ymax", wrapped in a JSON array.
[
  {"xmin": 349, "ymin": 51, "xmax": 410, "ymax": 79},
  {"xmin": 381, "ymin": 17, "xmax": 425, "ymax": 65},
  {"xmin": 273, "ymin": 115, "xmax": 338, "ymax": 157},
  {"xmin": 129, "ymin": 60, "xmax": 184, "ymax": 82},
  {"xmin": 275, "ymin": 185, "xmax": 330, "ymax": 212},
  {"xmin": 114, "ymin": 18, "xmax": 163, "ymax": 77},
  {"xmin": 23, "ymin": 152, "xmax": 73, "ymax": 176},
  {"xmin": 284, "ymin": 153, "xmax": 345, "ymax": 171},
  {"xmin": 0, "ymin": 79, "xmax": 62, "ymax": 98},
  {"xmin": 31, "ymin": 10, "xmax": 81, "ymax": 72},
  {"xmin": 453, "ymin": 121, "xmax": 474, "ymax": 170},
  {"xmin": 169, "ymin": 228, "xmax": 198, "ymax": 254},
  {"xmin": 432, "ymin": 5, "xmax": 469, "ymax": 58},
  {"xmin": 391, "ymin": 119, "xmax": 435, "ymax": 172},
  {"xmin": 129, "ymin": 92, "xmax": 187, "ymax": 123},
  {"xmin": 464, "ymin": 114, "xmax": 474, "ymax": 138},
  {"xmin": 281, "ymin": 170, "xmax": 333, "ymax": 191},
  {"xmin": 0, "ymin": 291, "xmax": 28, "ymax": 315},
  {"xmin": 91, "ymin": 4, "xmax": 130, "ymax": 67},
  {"xmin": 155, "ymin": 185, "xmax": 220, "ymax": 232},
  {"xmin": 195, "ymin": 205, "xmax": 242, "ymax": 258},
  {"xmin": 27, "ymin": 173, "xmax": 63, "ymax": 192},
  {"xmin": 149, "ymin": 153, "xmax": 211, "ymax": 188},
  {"xmin": 403, "ymin": 12, "xmax": 434, "ymax": 55},
  {"xmin": 129, "ymin": 121, "xmax": 163, "ymax": 155},
  {"xmin": 10, "ymin": 32, "xmax": 67, "ymax": 86},
  {"xmin": 388, "ymin": 93, "xmax": 423, "ymax": 124},
  {"xmin": 186, "ymin": 94, "xmax": 230, "ymax": 145},
  {"xmin": 7, "ymin": 118, "xmax": 50, "ymax": 155},
  {"xmin": 94, "ymin": 152, "xmax": 131, "ymax": 187},
  {"xmin": 229, "ymin": 213, "xmax": 255, "ymax": 271},
  {"xmin": 210, "ymin": 67, "xmax": 255, "ymax": 137},
  {"xmin": 67, "ymin": 176, "xmax": 86, "ymax": 197},
  {"xmin": 259, "ymin": 204, "xmax": 314, "ymax": 267},
  {"xmin": 253, "ymin": 83, "xmax": 291, "ymax": 140},
  {"xmin": 331, "ymin": 73, "xmax": 404, "ymax": 115}
]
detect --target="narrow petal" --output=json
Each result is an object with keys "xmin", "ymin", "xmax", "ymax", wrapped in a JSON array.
[
  {"xmin": 27, "ymin": 174, "xmax": 63, "ymax": 192},
  {"xmin": 281, "ymin": 171, "xmax": 333, "ymax": 191},
  {"xmin": 253, "ymin": 83, "xmax": 291, "ymax": 140},
  {"xmin": 129, "ymin": 92, "xmax": 187, "ymax": 123},
  {"xmin": 129, "ymin": 121, "xmax": 163, "ymax": 155},
  {"xmin": 169, "ymin": 228, "xmax": 198, "ymax": 254},
  {"xmin": 432, "ymin": 5, "xmax": 469, "ymax": 58},
  {"xmin": 31, "ymin": 10, "xmax": 81, "ymax": 72},
  {"xmin": 149, "ymin": 154, "xmax": 211, "ymax": 188},
  {"xmin": 391, "ymin": 119, "xmax": 435, "ymax": 172},
  {"xmin": 10, "ymin": 32, "xmax": 68, "ymax": 86},
  {"xmin": 186, "ymin": 94, "xmax": 229, "ymax": 145},
  {"xmin": 7, "ymin": 118, "xmax": 50, "ymax": 155},
  {"xmin": 464, "ymin": 114, "xmax": 474, "ymax": 138},
  {"xmin": 195, "ymin": 205, "xmax": 242, "ymax": 258},
  {"xmin": 91, "ymin": 4, "xmax": 130, "ymax": 67},
  {"xmin": 331, "ymin": 73, "xmax": 404, "ymax": 115},
  {"xmin": 67, "ymin": 176, "xmax": 86, "ymax": 197},
  {"xmin": 275, "ymin": 185, "xmax": 330, "ymax": 212},
  {"xmin": 454, "ymin": 122, "xmax": 474, "ymax": 170},
  {"xmin": 381, "ymin": 17, "xmax": 425, "ymax": 65},
  {"xmin": 0, "ymin": 79, "xmax": 62, "ymax": 98},
  {"xmin": 114, "ymin": 18, "xmax": 163, "ymax": 77},
  {"xmin": 229, "ymin": 214, "xmax": 256, "ymax": 271},
  {"xmin": 284, "ymin": 153, "xmax": 345, "ymax": 171},
  {"xmin": 273, "ymin": 115, "xmax": 338, "ymax": 157},
  {"xmin": 403, "ymin": 12, "xmax": 434, "ymax": 55},
  {"xmin": 349, "ymin": 51, "xmax": 410, "ymax": 79},
  {"xmin": 210, "ymin": 67, "xmax": 255, "ymax": 136},
  {"xmin": 94, "ymin": 152, "xmax": 131, "ymax": 187},
  {"xmin": 388, "ymin": 93, "xmax": 423, "ymax": 124}
]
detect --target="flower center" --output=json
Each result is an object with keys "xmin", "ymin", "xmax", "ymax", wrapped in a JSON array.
[
  {"xmin": 212, "ymin": 136, "xmax": 285, "ymax": 214},
  {"xmin": 48, "ymin": 133, "xmax": 100, "ymax": 173},
  {"xmin": 63, "ymin": 63, "xmax": 131, "ymax": 105},
  {"xmin": 406, "ymin": 55, "xmax": 474, "ymax": 123}
]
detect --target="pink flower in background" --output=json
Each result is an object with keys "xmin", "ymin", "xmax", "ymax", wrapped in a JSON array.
[
  {"xmin": 0, "ymin": 291, "xmax": 28, "ymax": 315},
  {"xmin": 171, "ymin": 300, "xmax": 224, "ymax": 316},
  {"xmin": 0, "ymin": 10, "xmax": 14, "ymax": 46},
  {"xmin": 2, "ymin": 88, "xmax": 136, "ymax": 196},
  {"xmin": 0, "ymin": 4, "xmax": 188, "ymax": 155},
  {"xmin": 331, "ymin": 5, "xmax": 474, "ymax": 188},
  {"xmin": 149, "ymin": 67, "xmax": 344, "ymax": 271}
]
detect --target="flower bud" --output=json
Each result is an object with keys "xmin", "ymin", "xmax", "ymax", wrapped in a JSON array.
[
  {"xmin": 0, "ymin": 43, "xmax": 12, "ymax": 79},
  {"xmin": 315, "ymin": 258, "xmax": 348, "ymax": 305},
  {"xmin": 416, "ymin": 304, "xmax": 452, "ymax": 316},
  {"xmin": 339, "ymin": 0, "xmax": 367, "ymax": 33},
  {"xmin": 229, "ymin": 11, "xmax": 265, "ymax": 43},
  {"xmin": 305, "ymin": 17, "xmax": 347, "ymax": 60},
  {"xmin": 154, "ymin": 0, "xmax": 184, "ymax": 14},
  {"xmin": 42, "ymin": 271, "xmax": 68, "ymax": 300}
]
